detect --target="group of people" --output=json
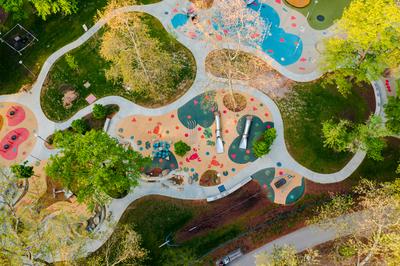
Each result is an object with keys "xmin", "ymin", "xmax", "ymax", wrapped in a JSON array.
[{"xmin": 183, "ymin": 6, "xmax": 198, "ymax": 22}]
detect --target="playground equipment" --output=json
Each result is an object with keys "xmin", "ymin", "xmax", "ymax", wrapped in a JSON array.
[
  {"xmin": 214, "ymin": 111, "xmax": 224, "ymax": 154},
  {"xmin": 239, "ymin": 115, "xmax": 253, "ymax": 150},
  {"xmin": 152, "ymin": 141, "xmax": 171, "ymax": 160}
]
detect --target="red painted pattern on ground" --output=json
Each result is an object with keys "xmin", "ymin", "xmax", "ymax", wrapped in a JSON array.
[
  {"xmin": 6, "ymin": 106, "xmax": 25, "ymax": 126},
  {"xmin": 0, "ymin": 128, "xmax": 29, "ymax": 160}
]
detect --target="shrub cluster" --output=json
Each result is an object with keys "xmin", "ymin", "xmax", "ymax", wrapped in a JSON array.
[{"xmin": 253, "ymin": 128, "xmax": 277, "ymax": 158}]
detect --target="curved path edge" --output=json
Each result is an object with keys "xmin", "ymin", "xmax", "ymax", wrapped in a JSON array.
[
  {"xmin": 231, "ymin": 211, "xmax": 365, "ymax": 266},
  {"xmin": 0, "ymin": 0, "xmax": 382, "ymax": 262}
]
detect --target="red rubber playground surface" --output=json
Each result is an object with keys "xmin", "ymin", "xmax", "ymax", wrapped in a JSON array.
[{"xmin": 0, "ymin": 102, "xmax": 38, "ymax": 166}]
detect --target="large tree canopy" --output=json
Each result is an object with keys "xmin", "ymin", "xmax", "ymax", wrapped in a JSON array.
[
  {"xmin": 100, "ymin": 12, "xmax": 183, "ymax": 102},
  {"xmin": 0, "ymin": 0, "xmax": 78, "ymax": 20},
  {"xmin": 384, "ymin": 95, "xmax": 400, "ymax": 135},
  {"xmin": 320, "ymin": 0, "xmax": 400, "ymax": 95},
  {"xmin": 46, "ymin": 130, "xmax": 149, "ymax": 209},
  {"xmin": 0, "ymin": 167, "xmax": 88, "ymax": 264},
  {"xmin": 309, "ymin": 179, "xmax": 400, "ymax": 265},
  {"xmin": 322, "ymin": 115, "xmax": 389, "ymax": 161}
]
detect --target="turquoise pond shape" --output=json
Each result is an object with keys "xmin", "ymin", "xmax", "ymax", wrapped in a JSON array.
[
  {"xmin": 177, "ymin": 92, "xmax": 218, "ymax": 129},
  {"xmin": 228, "ymin": 115, "xmax": 274, "ymax": 164},
  {"xmin": 285, "ymin": 178, "xmax": 305, "ymax": 205},
  {"xmin": 170, "ymin": 0, "xmax": 302, "ymax": 66},
  {"xmin": 171, "ymin": 13, "xmax": 189, "ymax": 29},
  {"xmin": 248, "ymin": 0, "xmax": 303, "ymax": 65}
]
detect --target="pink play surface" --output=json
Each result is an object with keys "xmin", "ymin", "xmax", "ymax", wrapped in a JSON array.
[
  {"xmin": 0, "ymin": 128, "xmax": 29, "ymax": 160},
  {"xmin": 0, "ymin": 103, "xmax": 37, "ymax": 166},
  {"xmin": 6, "ymin": 105, "xmax": 26, "ymax": 126}
]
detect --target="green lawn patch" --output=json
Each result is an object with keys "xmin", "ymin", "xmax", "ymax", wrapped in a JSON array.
[
  {"xmin": 278, "ymin": 80, "xmax": 373, "ymax": 173},
  {"xmin": 0, "ymin": 0, "xmax": 161, "ymax": 95},
  {"xmin": 106, "ymin": 197, "xmax": 197, "ymax": 265},
  {"xmin": 283, "ymin": 0, "xmax": 351, "ymax": 30},
  {"xmin": 350, "ymin": 137, "xmax": 400, "ymax": 183},
  {"xmin": 40, "ymin": 13, "xmax": 196, "ymax": 122}
]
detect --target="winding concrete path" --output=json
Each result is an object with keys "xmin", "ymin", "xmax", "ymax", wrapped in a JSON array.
[
  {"xmin": 0, "ymin": 0, "xmax": 384, "ymax": 261},
  {"xmin": 232, "ymin": 211, "xmax": 365, "ymax": 266}
]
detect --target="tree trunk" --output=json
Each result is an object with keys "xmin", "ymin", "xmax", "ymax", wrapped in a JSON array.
[
  {"xmin": 123, "ymin": 19, "xmax": 150, "ymax": 82},
  {"xmin": 358, "ymin": 225, "xmax": 383, "ymax": 266}
]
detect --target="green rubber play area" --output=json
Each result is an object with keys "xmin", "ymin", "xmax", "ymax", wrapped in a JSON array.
[{"xmin": 284, "ymin": 0, "xmax": 352, "ymax": 30}]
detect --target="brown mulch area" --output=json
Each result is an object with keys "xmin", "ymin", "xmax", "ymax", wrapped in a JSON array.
[
  {"xmin": 206, "ymin": 49, "xmax": 293, "ymax": 98},
  {"xmin": 180, "ymin": 179, "xmax": 354, "ymax": 262},
  {"xmin": 175, "ymin": 181, "xmax": 270, "ymax": 242},
  {"xmin": 189, "ymin": 0, "xmax": 214, "ymax": 8},
  {"xmin": 206, "ymin": 49, "xmax": 273, "ymax": 81},
  {"xmin": 177, "ymin": 178, "xmax": 352, "ymax": 243},
  {"xmin": 305, "ymin": 179, "xmax": 351, "ymax": 196},
  {"xmin": 36, "ymin": 176, "xmax": 71, "ymax": 210}
]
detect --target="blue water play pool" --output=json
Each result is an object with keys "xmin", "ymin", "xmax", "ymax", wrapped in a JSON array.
[
  {"xmin": 171, "ymin": 13, "xmax": 189, "ymax": 29},
  {"xmin": 170, "ymin": 0, "xmax": 303, "ymax": 66},
  {"xmin": 248, "ymin": 0, "xmax": 303, "ymax": 65}
]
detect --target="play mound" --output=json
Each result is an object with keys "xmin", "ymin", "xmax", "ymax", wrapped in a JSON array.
[
  {"xmin": 285, "ymin": 0, "xmax": 310, "ymax": 8},
  {"xmin": 190, "ymin": 0, "xmax": 213, "ymax": 9}
]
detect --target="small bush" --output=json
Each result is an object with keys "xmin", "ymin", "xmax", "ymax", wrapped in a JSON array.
[
  {"xmin": 174, "ymin": 141, "xmax": 191, "ymax": 156},
  {"xmin": 253, "ymin": 128, "xmax": 277, "ymax": 158},
  {"xmin": 92, "ymin": 104, "xmax": 108, "ymax": 119},
  {"xmin": 338, "ymin": 244, "xmax": 357, "ymax": 258},
  {"xmin": 11, "ymin": 161, "xmax": 34, "ymax": 179},
  {"xmin": 65, "ymin": 54, "xmax": 79, "ymax": 71},
  {"xmin": 71, "ymin": 119, "xmax": 89, "ymax": 134}
]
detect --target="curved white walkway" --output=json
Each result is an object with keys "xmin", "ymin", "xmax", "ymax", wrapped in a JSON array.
[
  {"xmin": 0, "ymin": 0, "xmax": 382, "ymax": 261},
  {"xmin": 232, "ymin": 211, "xmax": 365, "ymax": 266}
]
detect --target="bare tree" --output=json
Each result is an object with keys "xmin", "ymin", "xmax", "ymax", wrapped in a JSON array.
[
  {"xmin": 0, "ymin": 167, "xmax": 89, "ymax": 265},
  {"xmin": 82, "ymin": 225, "xmax": 148, "ymax": 266},
  {"xmin": 194, "ymin": 0, "xmax": 266, "ymax": 106},
  {"xmin": 98, "ymin": 1, "xmax": 184, "ymax": 102},
  {"xmin": 308, "ymin": 179, "xmax": 400, "ymax": 265}
]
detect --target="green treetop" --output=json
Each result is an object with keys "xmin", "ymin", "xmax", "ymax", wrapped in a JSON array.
[
  {"xmin": 384, "ymin": 95, "xmax": 400, "ymax": 135},
  {"xmin": 11, "ymin": 160, "xmax": 34, "ymax": 179},
  {"xmin": 46, "ymin": 130, "xmax": 150, "ymax": 209},
  {"xmin": 322, "ymin": 115, "xmax": 389, "ymax": 161},
  {"xmin": 0, "ymin": 0, "xmax": 78, "ymax": 20},
  {"xmin": 320, "ymin": 0, "xmax": 400, "ymax": 95}
]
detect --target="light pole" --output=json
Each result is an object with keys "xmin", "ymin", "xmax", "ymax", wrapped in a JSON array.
[
  {"xmin": 29, "ymin": 154, "xmax": 41, "ymax": 161},
  {"xmin": 18, "ymin": 60, "xmax": 35, "ymax": 77},
  {"xmin": 34, "ymin": 133, "xmax": 49, "ymax": 144}
]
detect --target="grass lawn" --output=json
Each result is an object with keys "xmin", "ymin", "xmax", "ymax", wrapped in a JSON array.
[
  {"xmin": 278, "ymin": 80, "xmax": 374, "ymax": 173},
  {"xmin": 0, "ymin": 0, "xmax": 160, "ymax": 95},
  {"xmin": 283, "ymin": 0, "xmax": 351, "ymax": 30},
  {"xmin": 92, "ymin": 180, "xmax": 351, "ymax": 265},
  {"xmin": 350, "ymin": 137, "xmax": 400, "ymax": 183},
  {"xmin": 40, "ymin": 13, "xmax": 196, "ymax": 122}
]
